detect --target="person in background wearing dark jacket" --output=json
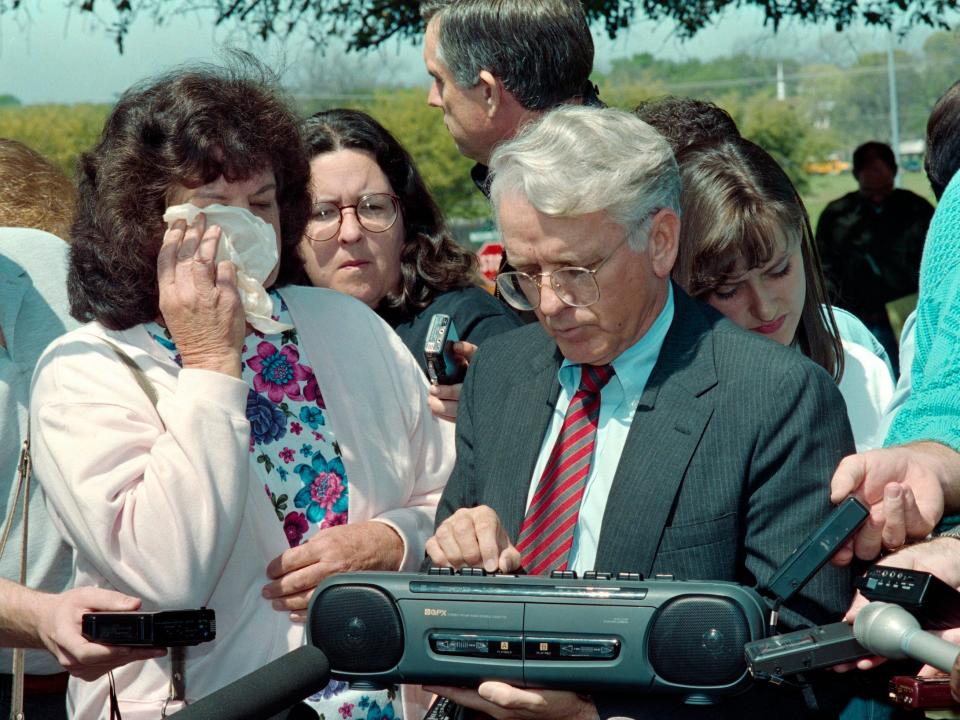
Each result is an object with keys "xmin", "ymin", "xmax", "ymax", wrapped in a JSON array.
[
  {"xmin": 421, "ymin": 0, "xmax": 601, "ymax": 323},
  {"xmin": 815, "ymin": 142, "xmax": 934, "ymax": 372}
]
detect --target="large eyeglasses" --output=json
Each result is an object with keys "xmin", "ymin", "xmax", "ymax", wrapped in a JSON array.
[
  {"xmin": 307, "ymin": 193, "xmax": 401, "ymax": 241},
  {"xmin": 495, "ymin": 239, "xmax": 627, "ymax": 311}
]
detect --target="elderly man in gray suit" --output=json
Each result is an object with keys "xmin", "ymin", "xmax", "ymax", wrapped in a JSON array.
[{"xmin": 423, "ymin": 106, "xmax": 857, "ymax": 720}]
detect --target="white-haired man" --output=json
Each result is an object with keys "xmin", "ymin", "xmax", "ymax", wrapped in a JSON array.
[{"xmin": 424, "ymin": 106, "xmax": 857, "ymax": 719}]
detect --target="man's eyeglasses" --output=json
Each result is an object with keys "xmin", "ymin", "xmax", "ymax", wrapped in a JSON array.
[
  {"xmin": 307, "ymin": 193, "xmax": 401, "ymax": 241},
  {"xmin": 495, "ymin": 239, "xmax": 628, "ymax": 311}
]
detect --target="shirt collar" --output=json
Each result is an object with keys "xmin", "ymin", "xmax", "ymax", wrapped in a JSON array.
[{"xmin": 558, "ymin": 282, "xmax": 675, "ymax": 398}]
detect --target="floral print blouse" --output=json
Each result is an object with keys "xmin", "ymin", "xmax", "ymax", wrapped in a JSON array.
[{"xmin": 145, "ymin": 290, "xmax": 400, "ymax": 720}]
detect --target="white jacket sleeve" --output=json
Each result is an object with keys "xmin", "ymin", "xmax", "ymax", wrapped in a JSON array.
[
  {"xmin": 369, "ymin": 319, "xmax": 455, "ymax": 571},
  {"xmin": 30, "ymin": 333, "xmax": 252, "ymax": 607}
]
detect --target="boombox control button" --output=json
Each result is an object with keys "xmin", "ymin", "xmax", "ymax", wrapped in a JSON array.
[
  {"xmin": 429, "ymin": 633, "xmax": 523, "ymax": 660},
  {"xmin": 617, "ymin": 572, "xmax": 642, "ymax": 581},
  {"xmin": 549, "ymin": 570, "xmax": 576, "ymax": 579},
  {"xmin": 458, "ymin": 568, "xmax": 487, "ymax": 577},
  {"xmin": 654, "ymin": 573, "xmax": 675, "ymax": 581},
  {"xmin": 525, "ymin": 637, "xmax": 621, "ymax": 661},
  {"xmin": 583, "ymin": 571, "xmax": 612, "ymax": 581},
  {"xmin": 428, "ymin": 566, "xmax": 455, "ymax": 576}
]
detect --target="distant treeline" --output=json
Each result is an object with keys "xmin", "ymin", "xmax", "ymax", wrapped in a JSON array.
[{"xmin": 2, "ymin": 27, "xmax": 954, "ymax": 221}]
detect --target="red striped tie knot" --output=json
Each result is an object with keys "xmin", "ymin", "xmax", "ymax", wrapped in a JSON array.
[{"xmin": 579, "ymin": 364, "xmax": 615, "ymax": 395}]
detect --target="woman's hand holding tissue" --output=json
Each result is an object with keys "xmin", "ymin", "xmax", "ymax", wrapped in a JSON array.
[{"xmin": 157, "ymin": 213, "xmax": 246, "ymax": 378}]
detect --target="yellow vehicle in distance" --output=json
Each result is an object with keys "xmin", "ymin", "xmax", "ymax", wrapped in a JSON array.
[{"xmin": 804, "ymin": 157, "xmax": 851, "ymax": 175}]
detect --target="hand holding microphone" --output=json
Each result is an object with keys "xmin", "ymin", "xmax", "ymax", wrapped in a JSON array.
[{"xmin": 853, "ymin": 601, "xmax": 960, "ymax": 674}]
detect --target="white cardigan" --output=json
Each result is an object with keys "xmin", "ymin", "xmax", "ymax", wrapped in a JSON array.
[{"xmin": 30, "ymin": 286, "xmax": 454, "ymax": 719}]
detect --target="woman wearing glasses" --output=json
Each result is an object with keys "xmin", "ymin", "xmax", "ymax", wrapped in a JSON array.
[{"xmin": 299, "ymin": 110, "xmax": 521, "ymax": 419}]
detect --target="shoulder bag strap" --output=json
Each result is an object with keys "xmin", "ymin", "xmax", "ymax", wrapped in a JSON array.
[
  {"xmin": 2, "ymin": 440, "xmax": 31, "ymax": 720},
  {"xmin": 99, "ymin": 338, "xmax": 186, "ymax": 715}
]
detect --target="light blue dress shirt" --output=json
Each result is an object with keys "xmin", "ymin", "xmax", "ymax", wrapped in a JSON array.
[{"xmin": 526, "ymin": 283, "xmax": 675, "ymax": 574}]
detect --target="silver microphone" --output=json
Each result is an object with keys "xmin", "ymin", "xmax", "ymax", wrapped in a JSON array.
[{"xmin": 853, "ymin": 601, "xmax": 960, "ymax": 673}]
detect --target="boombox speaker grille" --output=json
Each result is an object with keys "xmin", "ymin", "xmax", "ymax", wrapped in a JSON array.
[
  {"xmin": 648, "ymin": 595, "xmax": 749, "ymax": 686},
  {"xmin": 309, "ymin": 585, "xmax": 403, "ymax": 673}
]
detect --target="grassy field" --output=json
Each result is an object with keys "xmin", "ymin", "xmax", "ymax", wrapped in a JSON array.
[
  {"xmin": 0, "ymin": 103, "xmax": 110, "ymax": 177},
  {"xmin": 802, "ymin": 171, "xmax": 936, "ymax": 230}
]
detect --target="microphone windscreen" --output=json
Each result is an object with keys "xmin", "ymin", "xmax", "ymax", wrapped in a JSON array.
[
  {"xmin": 854, "ymin": 601, "xmax": 914, "ymax": 658},
  {"xmin": 854, "ymin": 602, "xmax": 960, "ymax": 674},
  {"xmin": 175, "ymin": 645, "xmax": 331, "ymax": 720}
]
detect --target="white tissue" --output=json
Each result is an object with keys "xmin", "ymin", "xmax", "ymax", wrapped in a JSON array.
[{"xmin": 162, "ymin": 203, "xmax": 293, "ymax": 334}]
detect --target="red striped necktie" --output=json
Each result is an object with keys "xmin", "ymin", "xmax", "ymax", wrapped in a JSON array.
[{"xmin": 516, "ymin": 363, "xmax": 615, "ymax": 576}]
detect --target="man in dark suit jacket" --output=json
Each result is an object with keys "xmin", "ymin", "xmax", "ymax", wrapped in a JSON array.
[{"xmin": 424, "ymin": 106, "xmax": 857, "ymax": 719}]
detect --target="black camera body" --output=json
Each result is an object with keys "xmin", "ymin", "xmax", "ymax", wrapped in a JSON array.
[{"xmin": 82, "ymin": 608, "xmax": 216, "ymax": 647}]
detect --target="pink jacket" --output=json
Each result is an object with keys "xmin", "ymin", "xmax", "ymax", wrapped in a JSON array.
[{"xmin": 30, "ymin": 287, "xmax": 454, "ymax": 719}]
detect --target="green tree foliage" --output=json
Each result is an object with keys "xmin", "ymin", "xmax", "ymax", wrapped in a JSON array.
[
  {"xmin": 921, "ymin": 28, "xmax": 960, "ymax": 113},
  {"xmin": 0, "ymin": 0, "xmax": 956, "ymax": 53},
  {"xmin": 597, "ymin": 57, "xmax": 821, "ymax": 191},
  {"xmin": 816, "ymin": 50, "xmax": 928, "ymax": 143},
  {"xmin": 604, "ymin": 53, "xmax": 802, "ymax": 103},
  {"xmin": 0, "ymin": 29, "xmax": 952, "ymax": 221},
  {"xmin": 0, "ymin": 94, "xmax": 21, "ymax": 107},
  {"xmin": 739, "ymin": 95, "xmax": 819, "ymax": 193}
]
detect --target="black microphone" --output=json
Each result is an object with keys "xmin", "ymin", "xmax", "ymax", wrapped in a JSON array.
[
  {"xmin": 174, "ymin": 645, "xmax": 330, "ymax": 720},
  {"xmin": 854, "ymin": 601, "xmax": 960, "ymax": 673}
]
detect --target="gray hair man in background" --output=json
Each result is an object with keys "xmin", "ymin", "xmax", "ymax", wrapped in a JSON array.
[
  {"xmin": 423, "ymin": 106, "xmax": 856, "ymax": 720},
  {"xmin": 421, "ymin": 0, "xmax": 598, "ymax": 194}
]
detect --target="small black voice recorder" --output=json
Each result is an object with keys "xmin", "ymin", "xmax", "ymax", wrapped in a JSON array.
[
  {"xmin": 424, "ymin": 313, "xmax": 466, "ymax": 385},
  {"xmin": 82, "ymin": 608, "xmax": 216, "ymax": 647}
]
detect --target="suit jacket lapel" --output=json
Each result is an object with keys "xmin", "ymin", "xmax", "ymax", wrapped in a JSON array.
[
  {"xmin": 494, "ymin": 334, "xmax": 563, "ymax": 540},
  {"xmin": 595, "ymin": 289, "xmax": 718, "ymax": 575}
]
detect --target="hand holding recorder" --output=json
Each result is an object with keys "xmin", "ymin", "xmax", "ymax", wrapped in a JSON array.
[
  {"xmin": 1, "ymin": 583, "xmax": 167, "ymax": 681},
  {"xmin": 424, "ymin": 313, "xmax": 476, "ymax": 422},
  {"xmin": 829, "ymin": 442, "xmax": 960, "ymax": 564}
]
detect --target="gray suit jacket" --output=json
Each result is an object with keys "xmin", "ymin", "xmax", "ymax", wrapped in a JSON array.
[{"xmin": 435, "ymin": 287, "xmax": 858, "ymax": 719}]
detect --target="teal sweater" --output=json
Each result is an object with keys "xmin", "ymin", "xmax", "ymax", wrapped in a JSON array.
[{"xmin": 886, "ymin": 171, "xmax": 960, "ymax": 450}]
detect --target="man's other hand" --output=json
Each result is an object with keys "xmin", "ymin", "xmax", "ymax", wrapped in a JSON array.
[{"xmin": 424, "ymin": 683, "xmax": 599, "ymax": 720}]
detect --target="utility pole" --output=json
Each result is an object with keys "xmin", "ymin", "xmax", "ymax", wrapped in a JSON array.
[
  {"xmin": 886, "ymin": 30, "xmax": 901, "ymax": 187},
  {"xmin": 776, "ymin": 62, "xmax": 786, "ymax": 101}
]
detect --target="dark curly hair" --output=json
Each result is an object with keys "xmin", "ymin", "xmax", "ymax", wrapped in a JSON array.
[
  {"xmin": 68, "ymin": 58, "xmax": 311, "ymax": 330},
  {"xmin": 301, "ymin": 108, "xmax": 478, "ymax": 319},
  {"xmin": 925, "ymin": 79, "xmax": 960, "ymax": 201},
  {"xmin": 634, "ymin": 96, "xmax": 740, "ymax": 154}
]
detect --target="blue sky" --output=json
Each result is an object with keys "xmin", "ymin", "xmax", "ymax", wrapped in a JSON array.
[{"xmin": 0, "ymin": 3, "xmax": 949, "ymax": 105}]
